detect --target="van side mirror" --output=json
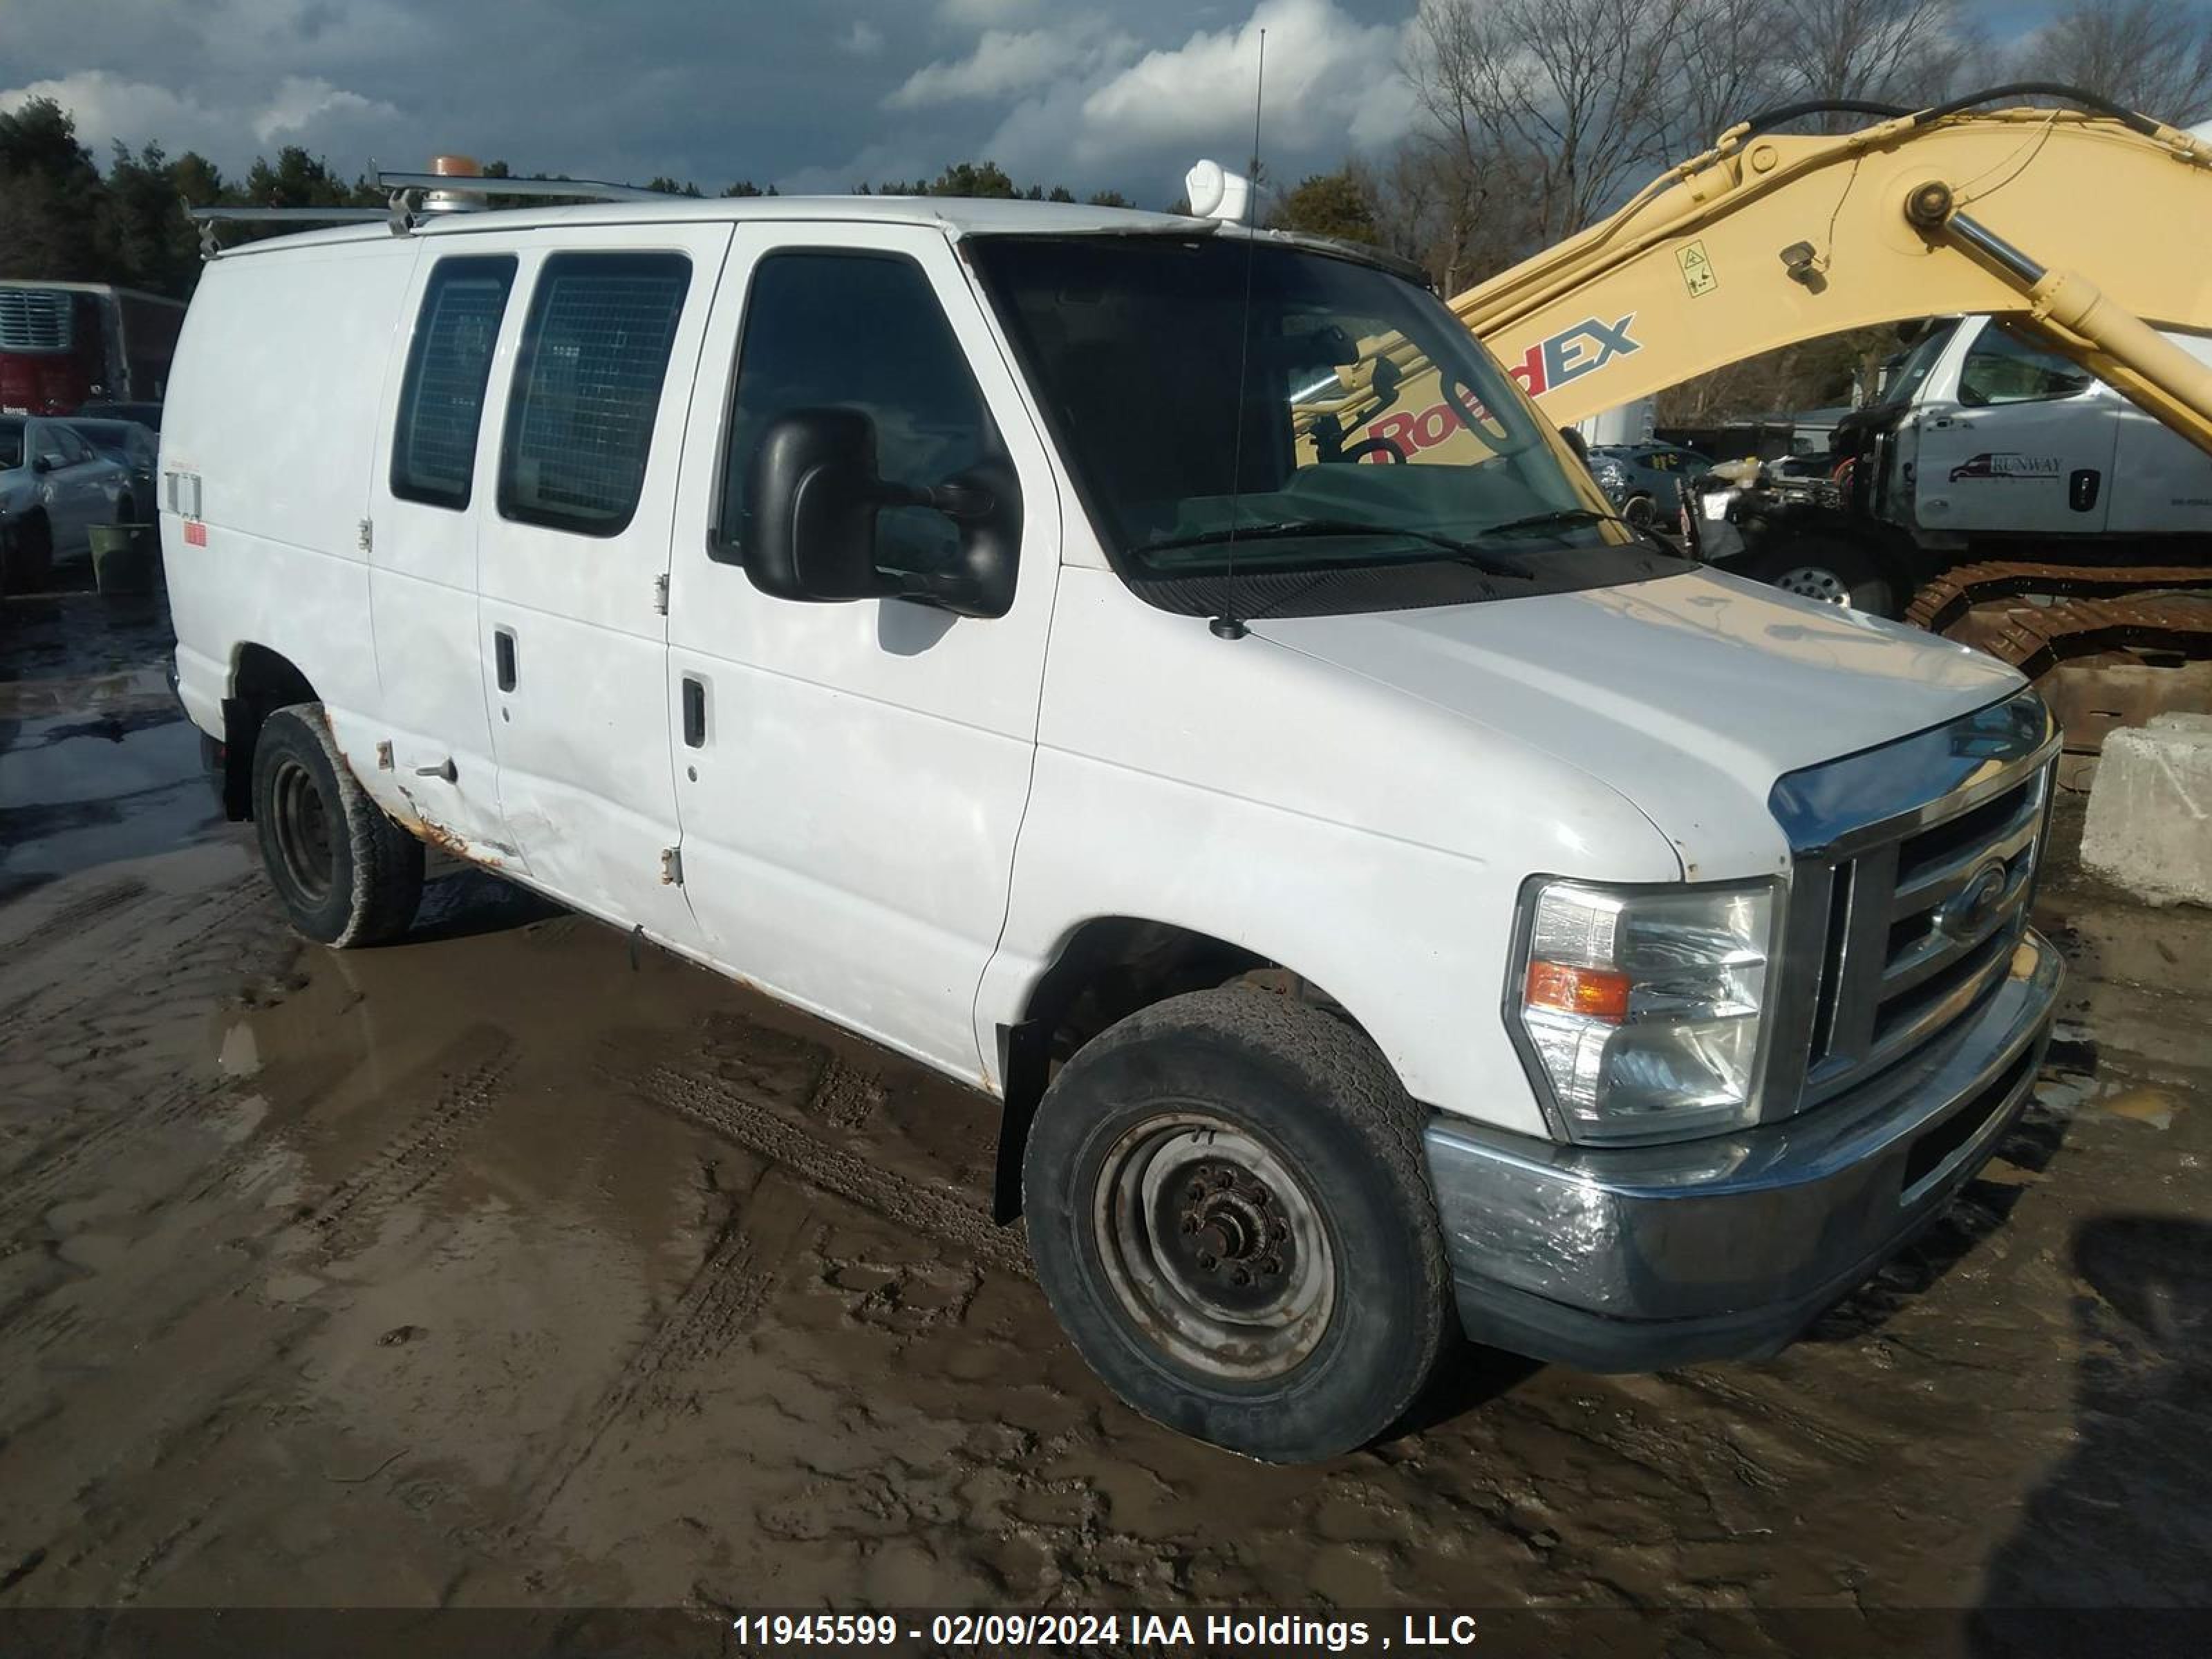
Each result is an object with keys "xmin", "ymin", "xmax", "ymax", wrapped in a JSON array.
[
  {"xmin": 744, "ymin": 408, "xmax": 889, "ymax": 605},
  {"xmin": 32, "ymin": 452, "xmax": 60, "ymax": 474},
  {"xmin": 742, "ymin": 408, "xmax": 1020, "ymax": 619}
]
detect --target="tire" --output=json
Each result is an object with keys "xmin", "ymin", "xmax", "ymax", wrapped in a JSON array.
[
  {"xmin": 250, "ymin": 703, "xmax": 424, "ymax": 947},
  {"xmin": 1743, "ymin": 534, "xmax": 1899, "ymax": 617},
  {"xmin": 1022, "ymin": 986, "xmax": 1452, "ymax": 1463},
  {"xmin": 13, "ymin": 512, "xmax": 54, "ymax": 590},
  {"xmin": 1622, "ymin": 492, "xmax": 1657, "ymax": 529}
]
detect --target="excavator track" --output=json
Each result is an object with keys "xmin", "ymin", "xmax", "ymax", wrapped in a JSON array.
[{"xmin": 1906, "ymin": 562, "xmax": 2212, "ymax": 774}]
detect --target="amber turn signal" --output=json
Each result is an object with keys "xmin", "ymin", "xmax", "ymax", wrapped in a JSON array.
[{"xmin": 1525, "ymin": 959, "xmax": 1631, "ymax": 1022}]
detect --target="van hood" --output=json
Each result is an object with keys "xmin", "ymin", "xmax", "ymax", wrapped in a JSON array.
[{"xmin": 1248, "ymin": 567, "xmax": 2025, "ymax": 879}]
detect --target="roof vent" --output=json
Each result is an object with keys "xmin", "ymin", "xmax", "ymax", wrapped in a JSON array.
[{"xmin": 1184, "ymin": 159, "xmax": 1253, "ymax": 224}]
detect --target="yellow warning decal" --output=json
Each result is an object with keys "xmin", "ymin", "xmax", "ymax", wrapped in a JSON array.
[{"xmin": 1677, "ymin": 240, "xmax": 1718, "ymax": 297}]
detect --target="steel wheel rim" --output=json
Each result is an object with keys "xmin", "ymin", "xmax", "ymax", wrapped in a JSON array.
[
  {"xmin": 270, "ymin": 757, "xmax": 336, "ymax": 903},
  {"xmin": 1774, "ymin": 563, "xmax": 1850, "ymax": 605},
  {"xmin": 1624, "ymin": 496, "xmax": 1656, "ymax": 527},
  {"xmin": 1092, "ymin": 1113, "xmax": 1335, "ymax": 1382}
]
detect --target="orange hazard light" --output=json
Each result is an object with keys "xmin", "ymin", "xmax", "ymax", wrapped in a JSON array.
[{"xmin": 1525, "ymin": 960, "xmax": 1631, "ymax": 1022}]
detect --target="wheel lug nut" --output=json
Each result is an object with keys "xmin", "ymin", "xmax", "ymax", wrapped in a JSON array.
[
  {"xmin": 1271, "ymin": 1220, "xmax": 1288, "ymax": 1241},
  {"xmin": 1214, "ymin": 1168, "xmax": 1235, "ymax": 1189},
  {"xmin": 1262, "ymin": 1255, "xmax": 1282, "ymax": 1275},
  {"xmin": 1180, "ymin": 1215, "xmax": 1199, "ymax": 1234},
  {"xmin": 1197, "ymin": 1252, "xmax": 1218, "ymax": 1271},
  {"xmin": 1250, "ymin": 1183, "xmax": 1271, "ymax": 1206},
  {"xmin": 1231, "ymin": 1267, "xmax": 1250, "ymax": 1286}
]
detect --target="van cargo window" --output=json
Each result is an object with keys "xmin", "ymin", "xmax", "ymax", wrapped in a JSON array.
[
  {"xmin": 391, "ymin": 255, "xmax": 517, "ymax": 510},
  {"xmin": 714, "ymin": 250, "xmax": 997, "ymax": 575},
  {"xmin": 498, "ymin": 251, "xmax": 692, "ymax": 537}
]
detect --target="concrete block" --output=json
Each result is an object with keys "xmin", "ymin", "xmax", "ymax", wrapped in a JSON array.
[{"xmin": 2080, "ymin": 713, "xmax": 2212, "ymax": 908}]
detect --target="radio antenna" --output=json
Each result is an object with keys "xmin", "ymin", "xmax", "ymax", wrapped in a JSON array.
[{"xmin": 1210, "ymin": 26, "xmax": 1266, "ymax": 641}]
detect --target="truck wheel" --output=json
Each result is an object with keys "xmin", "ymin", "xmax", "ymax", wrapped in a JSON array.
[
  {"xmin": 1622, "ymin": 493, "xmax": 1657, "ymax": 528},
  {"xmin": 1744, "ymin": 536, "xmax": 1898, "ymax": 617},
  {"xmin": 12, "ymin": 512, "xmax": 54, "ymax": 590},
  {"xmin": 250, "ymin": 704, "xmax": 424, "ymax": 947},
  {"xmin": 1022, "ymin": 986, "xmax": 1451, "ymax": 1463}
]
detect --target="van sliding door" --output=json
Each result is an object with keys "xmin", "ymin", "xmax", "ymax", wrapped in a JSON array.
[{"xmin": 471, "ymin": 225, "xmax": 733, "ymax": 946}]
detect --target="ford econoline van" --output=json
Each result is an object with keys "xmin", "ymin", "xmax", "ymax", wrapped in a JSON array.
[{"xmin": 162, "ymin": 194, "xmax": 2059, "ymax": 1462}]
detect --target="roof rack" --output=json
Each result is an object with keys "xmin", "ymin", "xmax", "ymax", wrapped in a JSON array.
[
  {"xmin": 187, "ymin": 173, "xmax": 679, "ymax": 258},
  {"xmin": 375, "ymin": 171, "xmax": 671, "ymax": 203}
]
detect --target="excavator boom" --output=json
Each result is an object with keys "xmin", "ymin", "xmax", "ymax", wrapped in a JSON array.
[{"xmin": 1460, "ymin": 97, "xmax": 2212, "ymax": 448}]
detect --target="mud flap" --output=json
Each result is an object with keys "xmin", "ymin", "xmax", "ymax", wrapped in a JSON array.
[
  {"xmin": 992, "ymin": 1018, "xmax": 1051, "ymax": 1224},
  {"xmin": 219, "ymin": 697, "xmax": 254, "ymax": 821}
]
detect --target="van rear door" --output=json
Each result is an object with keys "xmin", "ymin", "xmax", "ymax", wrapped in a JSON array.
[{"xmin": 472, "ymin": 225, "xmax": 733, "ymax": 946}]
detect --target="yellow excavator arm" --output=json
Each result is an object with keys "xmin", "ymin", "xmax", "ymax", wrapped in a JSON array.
[{"xmin": 1315, "ymin": 94, "xmax": 2212, "ymax": 465}]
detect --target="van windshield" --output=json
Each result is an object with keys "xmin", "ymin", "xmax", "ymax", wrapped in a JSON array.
[{"xmin": 968, "ymin": 234, "xmax": 1685, "ymax": 616}]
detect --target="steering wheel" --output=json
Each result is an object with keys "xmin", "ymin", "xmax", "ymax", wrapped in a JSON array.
[
  {"xmin": 1337, "ymin": 436, "xmax": 1407, "ymax": 465},
  {"xmin": 1441, "ymin": 371, "xmax": 1490, "ymax": 435}
]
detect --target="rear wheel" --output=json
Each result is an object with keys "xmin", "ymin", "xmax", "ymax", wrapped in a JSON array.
[
  {"xmin": 1622, "ymin": 493, "xmax": 1658, "ymax": 529},
  {"xmin": 1022, "ymin": 986, "xmax": 1452, "ymax": 1463},
  {"xmin": 10, "ymin": 512, "xmax": 54, "ymax": 592},
  {"xmin": 1744, "ymin": 535, "xmax": 1899, "ymax": 617},
  {"xmin": 250, "ymin": 704, "xmax": 424, "ymax": 947}
]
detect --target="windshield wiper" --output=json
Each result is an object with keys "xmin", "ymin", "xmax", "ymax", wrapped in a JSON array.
[
  {"xmin": 1470, "ymin": 507, "xmax": 1622, "ymax": 538},
  {"xmin": 1143, "ymin": 518, "xmax": 1533, "ymax": 579}
]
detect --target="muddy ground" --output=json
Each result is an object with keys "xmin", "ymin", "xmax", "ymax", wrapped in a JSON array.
[{"xmin": 1, "ymin": 585, "xmax": 2209, "ymax": 1653}]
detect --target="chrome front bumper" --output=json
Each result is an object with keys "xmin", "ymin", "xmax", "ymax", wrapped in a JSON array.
[{"xmin": 1425, "ymin": 928, "xmax": 2062, "ymax": 1372}]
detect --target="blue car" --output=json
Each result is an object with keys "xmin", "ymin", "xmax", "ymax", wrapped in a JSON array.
[{"xmin": 1588, "ymin": 441, "xmax": 1711, "ymax": 527}]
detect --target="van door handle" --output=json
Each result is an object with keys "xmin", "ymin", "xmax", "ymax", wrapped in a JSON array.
[
  {"xmin": 494, "ymin": 628, "xmax": 517, "ymax": 692},
  {"xmin": 681, "ymin": 675, "xmax": 706, "ymax": 748}
]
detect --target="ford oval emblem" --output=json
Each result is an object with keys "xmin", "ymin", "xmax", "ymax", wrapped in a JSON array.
[{"xmin": 1935, "ymin": 859, "xmax": 2008, "ymax": 938}]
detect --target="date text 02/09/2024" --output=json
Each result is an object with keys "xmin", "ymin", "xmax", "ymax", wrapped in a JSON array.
[{"xmin": 729, "ymin": 1613, "xmax": 1484, "ymax": 1649}]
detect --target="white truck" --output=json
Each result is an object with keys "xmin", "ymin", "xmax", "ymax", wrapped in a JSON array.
[
  {"xmin": 161, "ymin": 189, "xmax": 2061, "ymax": 1463},
  {"xmin": 1696, "ymin": 314, "xmax": 2212, "ymax": 613}
]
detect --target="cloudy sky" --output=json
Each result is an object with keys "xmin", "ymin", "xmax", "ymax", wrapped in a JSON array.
[{"xmin": 3, "ymin": 0, "xmax": 2059, "ymax": 206}]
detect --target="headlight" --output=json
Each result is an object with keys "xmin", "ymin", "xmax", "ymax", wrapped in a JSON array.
[{"xmin": 1510, "ymin": 879, "xmax": 1778, "ymax": 1144}]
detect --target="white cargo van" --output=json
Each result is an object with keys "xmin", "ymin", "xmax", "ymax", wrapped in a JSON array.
[{"xmin": 162, "ymin": 194, "xmax": 2061, "ymax": 1462}]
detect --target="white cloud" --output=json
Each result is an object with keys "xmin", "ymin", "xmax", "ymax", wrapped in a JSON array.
[
  {"xmin": 888, "ymin": 24, "xmax": 1134, "ymax": 109},
  {"xmin": 950, "ymin": 0, "xmax": 1412, "ymax": 195},
  {"xmin": 252, "ymin": 75, "xmax": 399, "ymax": 146},
  {"xmin": 840, "ymin": 19, "xmax": 885, "ymax": 56},
  {"xmin": 1076, "ymin": 0, "xmax": 1412, "ymax": 159},
  {"xmin": 0, "ymin": 68, "xmax": 406, "ymax": 171},
  {"xmin": 937, "ymin": 0, "xmax": 1041, "ymax": 27}
]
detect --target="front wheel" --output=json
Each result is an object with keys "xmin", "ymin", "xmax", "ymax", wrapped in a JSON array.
[
  {"xmin": 251, "ymin": 704, "xmax": 424, "ymax": 947},
  {"xmin": 1022, "ymin": 987, "xmax": 1452, "ymax": 1463},
  {"xmin": 1743, "ymin": 536, "xmax": 1899, "ymax": 617},
  {"xmin": 1622, "ymin": 493, "xmax": 1657, "ymax": 529}
]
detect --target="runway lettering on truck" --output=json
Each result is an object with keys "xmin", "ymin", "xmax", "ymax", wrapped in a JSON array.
[{"xmin": 1361, "ymin": 312, "xmax": 1640, "ymax": 458}]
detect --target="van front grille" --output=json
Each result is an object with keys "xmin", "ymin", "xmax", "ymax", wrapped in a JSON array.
[
  {"xmin": 1798, "ymin": 763, "xmax": 2046, "ymax": 1103},
  {"xmin": 1763, "ymin": 689, "xmax": 2058, "ymax": 1119}
]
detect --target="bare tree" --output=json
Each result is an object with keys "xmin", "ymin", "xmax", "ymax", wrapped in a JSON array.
[
  {"xmin": 1772, "ymin": 0, "xmax": 1976, "ymax": 118},
  {"xmin": 1409, "ymin": 0, "xmax": 1694, "ymax": 272},
  {"xmin": 2017, "ymin": 0, "xmax": 2212, "ymax": 124},
  {"xmin": 1659, "ymin": 0, "xmax": 1791, "ymax": 150}
]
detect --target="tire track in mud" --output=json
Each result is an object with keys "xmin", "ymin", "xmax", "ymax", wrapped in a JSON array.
[
  {"xmin": 0, "ymin": 875, "xmax": 149, "ymax": 959},
  {"xmin": 0, "ymin": 874, "xmax": 265, "ymax": 1049},
  {"xmin": 806, "ymin": 1053, "xmax": 886, "ymax": 1132},
  {"xmin": 308, "ymin": 1025, "xmax": 516, "ymax": 1258},
  {"xmin": 608, "ymin": 1055, "xmax": 1031, "ymax": 1280},
  {"xmin": 515, "ymin": 1170, "xmax": 820, "ymax": 1526},
  {"xmin": 0, "ymin": 1072, "xmax": 233, "ymax": 1248}
]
